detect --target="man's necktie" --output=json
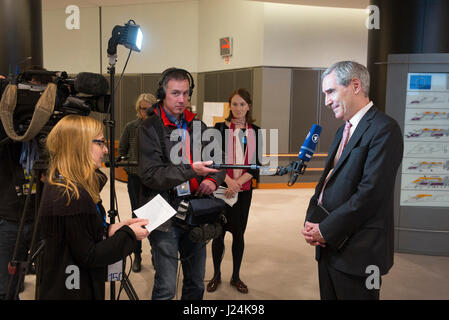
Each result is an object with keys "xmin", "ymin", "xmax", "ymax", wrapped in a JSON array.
[{"xmin": 318, "ymin": 121, "xmax": 352, "ymax": 205}]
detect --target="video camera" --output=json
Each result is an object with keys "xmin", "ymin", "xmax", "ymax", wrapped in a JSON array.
[{"xmin": 0, "ymin": 70, "xmax": 110, "ymax": 162}]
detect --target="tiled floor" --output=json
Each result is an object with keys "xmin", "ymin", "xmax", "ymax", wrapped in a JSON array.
[{"xmin": 20, "ymin": 171, "xmax": 449, "ymax": 300}]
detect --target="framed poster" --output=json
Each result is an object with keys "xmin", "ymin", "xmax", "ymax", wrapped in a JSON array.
[{"xmin": 401, "ymin": 73, "xmax": 449, "ymax": 207}]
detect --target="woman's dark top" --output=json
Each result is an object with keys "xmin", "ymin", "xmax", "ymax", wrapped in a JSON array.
[
  {"xmin": 213, "ymin": 122, "xmax": 261, "ymax": 234},
  {"xmin": 37, "ymin": 180, "xmax": 137, "ymax": 300}
]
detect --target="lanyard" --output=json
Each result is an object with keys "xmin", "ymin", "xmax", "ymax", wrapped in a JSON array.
[
  {"xmin": 96, "ymin": 203, "xmax": 107, "ymax": 227},
  {"xmin": 175, "ymin": 120, "xmax": 188, "ymax": 143},
  {"xmin": 175, "ymin": 120, "xmax": 191, "ymax": 163}
]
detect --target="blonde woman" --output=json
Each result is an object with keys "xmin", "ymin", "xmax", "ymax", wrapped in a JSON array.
[
  {"xmin": 118, "ymin": 93, "xmax": 156, "ymax": 272},
  {"xmin": 37, "ymin": 115, "xmax": 149, "ymax": 300}
]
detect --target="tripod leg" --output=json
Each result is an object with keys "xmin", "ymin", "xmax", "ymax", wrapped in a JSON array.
[
  {"xmin": 6, "ymin": 170, "xmax": 37, "ymax": 300},
  {"xmin": 117, "ymin": 258, "xmax": 139, "ymax": 300},
  {"xmin": 120, "ymin": 277, "xmax": 139, "ymax": 300}
]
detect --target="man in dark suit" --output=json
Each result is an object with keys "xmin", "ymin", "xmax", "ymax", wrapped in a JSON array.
[{"xmin": 301, "ymin": 61, "xmax": 403, "ymax": 300}]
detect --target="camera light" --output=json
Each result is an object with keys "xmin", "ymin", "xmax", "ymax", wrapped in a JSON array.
[
  {"xmin": 107, "ymin": 20, "xmax": 143, "ymax": 56},
  {"xmin": 136, "ymin": 28, "xmax": 143, "ymax": 51},
  {"xmin": 119, "ymin": 23, "xmax": 142, "ymax": 52}
]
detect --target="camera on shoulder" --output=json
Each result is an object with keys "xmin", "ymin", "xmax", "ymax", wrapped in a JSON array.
[{"xmin": 174, "ymin": 195, "xmax": 227, "ymax": 243}]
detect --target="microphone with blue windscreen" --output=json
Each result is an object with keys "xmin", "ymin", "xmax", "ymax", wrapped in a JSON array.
[
  {"xmin": 207, "ymin": 124, "xmax": 322, "ymax": 186},
  {"xmin": 277, "ymin": 124, "xmax": 322, "ymax": 185},
  {"xmin": 298, "ymin": 124, "xmax": 322, "ymax": 162}
]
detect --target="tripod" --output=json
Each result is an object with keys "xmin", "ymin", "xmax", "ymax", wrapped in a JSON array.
[
  {"xmin": 6, "ymin": 160, "xmax": 46, "ymax": 300},
  {"xmin": 105, "ymin": 58, "xmax": 139, "ymax": 301}
]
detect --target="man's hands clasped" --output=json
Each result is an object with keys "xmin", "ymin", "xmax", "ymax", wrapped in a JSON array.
[{"xmin": 301, "ymin": 221, "xmax": 326, "ymax": 247}]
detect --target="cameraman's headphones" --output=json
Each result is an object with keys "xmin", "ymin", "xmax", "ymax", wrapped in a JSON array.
[{"xmin": 156, "ymin": 68, "xmax": 195, "ymax": 101}]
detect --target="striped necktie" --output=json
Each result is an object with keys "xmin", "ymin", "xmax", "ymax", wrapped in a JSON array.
[{"xmin": 318, "ymin": 121, "xmax": 352, "ymax": 205}]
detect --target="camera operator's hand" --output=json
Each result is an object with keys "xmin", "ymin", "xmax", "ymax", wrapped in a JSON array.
[
  {"xmin": 192, "ymin": 160, "xmax": 219, "ymax": 176},
  {"xmin": 196, "ymin": 179, "xmax": 217, "ymax": 196},
  {"xmin": 0, "ymin": 75, "xmax": 5, "ymax": 79}
]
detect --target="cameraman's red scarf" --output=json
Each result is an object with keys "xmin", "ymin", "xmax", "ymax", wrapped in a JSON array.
[
  {"xmin": 226, "ymin": 122, "xmax": 256, "ymax": 191},
  {"xmin": 157, "ymin": 106, "xmax": 204, "ymax": 192}
]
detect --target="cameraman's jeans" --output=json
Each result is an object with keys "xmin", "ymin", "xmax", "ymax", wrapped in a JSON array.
[
  {"xmin": 0, "ymin": 218, "xmax": 33, "ymax": 300},
  {"xmin": 149, "ymin": 224, "xmax": 206, "ymax": 300}
]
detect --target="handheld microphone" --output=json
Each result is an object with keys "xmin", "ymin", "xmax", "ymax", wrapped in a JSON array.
[
  {"xmin": 207, "ymin": 124, "xmax": 322, "ymax": 185},
  {"xmin": 208, "ymin": 164, "xmax": 260, "ymax": 170},
  {"xmin": 286, "ymin": 124, "xmax": 322, "ymax": 185},
  {"xmin": 74, "ymin": 72, "xmax": 109, "ymax": 96},
  {"xmin": 207, "ymin": 163, "xmax": 278, "ymax": 176},
  {"xmin": 298, "ymin": 124, "xmax": 322, "ymax": 162}
]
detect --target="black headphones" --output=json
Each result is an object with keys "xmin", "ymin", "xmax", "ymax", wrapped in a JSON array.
[{"xmin": 156, "ymin": 67, "xmax": 195, "ymax": 100}]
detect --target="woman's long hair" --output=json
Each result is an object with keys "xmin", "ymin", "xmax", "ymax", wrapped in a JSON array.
[{"xmin": 46, "ymin": 115, "xmax": 104, "ymax": 204}]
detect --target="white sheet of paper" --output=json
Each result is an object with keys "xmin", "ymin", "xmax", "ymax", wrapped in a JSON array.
[
  {"xmin": 133, "ymin": 194, "xmax": 177, "ymax": 232},
  {"xmin": 213, "ymin": 186, "xmax": 238, "ymax": 207}
]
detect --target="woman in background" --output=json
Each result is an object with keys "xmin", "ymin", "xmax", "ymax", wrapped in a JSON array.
[
  {"xmin": 119, "ymin": 93, "xmax": 156, "ymax": 272},
  {"xmin": 37, "ymin": 115, "xmax": 149, "ymax": 300},
  {"xmin": 207, "ymin": 88, "xmax": 261, "ymax": 294}
]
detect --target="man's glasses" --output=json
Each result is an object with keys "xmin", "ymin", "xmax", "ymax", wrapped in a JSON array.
[{"xmin": 92, "ymin": 139, "xmax": 107, "ymax": 148}]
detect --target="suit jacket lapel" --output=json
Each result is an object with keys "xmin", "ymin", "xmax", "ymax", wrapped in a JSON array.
[{"xmin": 329, "ymin": 106, "xmax": 377, "ymax": 180}]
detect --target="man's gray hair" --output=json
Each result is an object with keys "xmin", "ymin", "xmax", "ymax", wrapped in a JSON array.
[{"xmin": 322, "ymin": 61, "xmax": 370, "ymax": 97}]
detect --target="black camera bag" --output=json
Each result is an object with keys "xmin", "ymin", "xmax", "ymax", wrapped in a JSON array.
[{"xmin": 185, "ymin": 196, "xmax": 225, "ymax": 226}]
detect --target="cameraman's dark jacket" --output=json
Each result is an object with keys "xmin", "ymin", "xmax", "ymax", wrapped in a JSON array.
[
  {"xmin": 138, "ymin": 103, "xmax": 225, "ymax": 232},
  {"xmin": 1, "ymin": 79, "xmax": 36, "ymax": 223},
  {"xmin": 0, "ymin": 125, "xmax": 35, "ymax": 223}
]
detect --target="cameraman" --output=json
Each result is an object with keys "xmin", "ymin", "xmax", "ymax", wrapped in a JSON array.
[
  {"xmin": 0, "ymin": 76, "xmax": 35, "ymax": 300},
  {"xmin": 139, "ymin": 68, "xmax": 225, "ymax": 300}
]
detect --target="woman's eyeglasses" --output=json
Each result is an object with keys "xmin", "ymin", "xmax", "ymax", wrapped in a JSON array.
[{"xmin": 92, "ymin": 139, "xmax": 107, "ymax": 148}]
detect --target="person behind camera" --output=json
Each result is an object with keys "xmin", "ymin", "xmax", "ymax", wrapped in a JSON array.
[
  {"xmin": 138, "ymin": 68, "xmax": 225, "ymax": 300},
  {"xmin": 0, "ymin": 118, "xmax": 35, "ymax": 300},
  {"xmin": 207, "ymin": 88, "xmax": 261, "ymax": 294},
  {"xmin": 37, "ymin": 115, "xmax": 149, "ymax": 300},
  {"xmin": 0, "ymin": 71, "xmax": 44, "ymax": 300},
  {"xmin": 118, "ymin": 93, "xmax": 156, "ymax": 273}
]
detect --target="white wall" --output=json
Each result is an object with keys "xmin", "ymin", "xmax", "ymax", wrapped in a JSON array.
[
  {"xmin": 263, "ymin": 3, "xmax": 368, "ymax": 67},
  {"xmin": 197, "ymin": 0, "xmax": 265, "ymax": 72},
  {"xmin": 42, "ymin": 1, "xmax": 199, "ymax": 74},
  {"xmin": 101, "ymin": 1, "xmax": 198, "ymax": 73},
  {"xmin": 197, "ymin": 1, "xmax": 368, "ymax": 71},
  {"xmin": 42, "ymin": 0, "xmax": 368, "ymax": 74},
  {"xmin": 43, "ymin": 7, "xmax": 101, "ymax": 73}
]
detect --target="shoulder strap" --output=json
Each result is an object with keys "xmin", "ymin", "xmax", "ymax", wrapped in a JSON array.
[{"xmin": 147, "ymin": 106, "xmax": 169, "ymax": 163}]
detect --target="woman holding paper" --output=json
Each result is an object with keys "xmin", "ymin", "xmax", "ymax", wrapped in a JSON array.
[
  {"xmin": 207, "ymin": 88, "xmax": 260, "ymax": 294},
  {"xmin": 37, "ymin": 115, "xmax": 149, "ymax": 300}
]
